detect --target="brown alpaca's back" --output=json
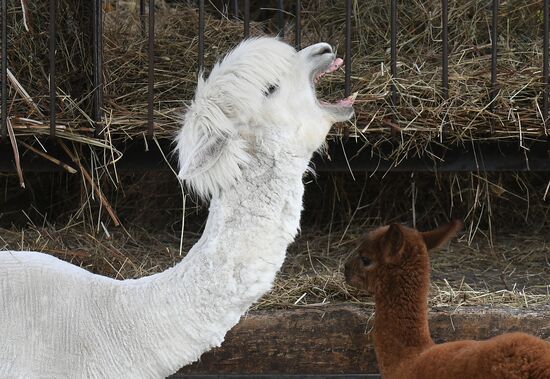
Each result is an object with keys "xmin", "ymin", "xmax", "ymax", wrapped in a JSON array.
[
  {"xmin": 344, "ymin": 221, "xmax": 550, "ymax": 379},
  {"xmin": 403, "ymin": 332, "xmax": 550, "ymax": 379}
]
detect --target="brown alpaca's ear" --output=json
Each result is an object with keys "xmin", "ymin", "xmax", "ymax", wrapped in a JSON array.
[
  {"xmin": 421, "ymin": 220, "xmax": 462, "ymax": 252},
  {"xmin": 381, "ymin": 224, "xmax": 406, "ymax": 264}
]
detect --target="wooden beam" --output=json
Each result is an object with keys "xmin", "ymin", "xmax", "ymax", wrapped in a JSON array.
[{"xmin": 175, "ymin": 305, "xmax": 549, "ymax": 376}]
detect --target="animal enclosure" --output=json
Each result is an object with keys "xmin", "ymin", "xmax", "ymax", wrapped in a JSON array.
[
  {"xmin": 0, "ymin": 0, "xmax": 549, "ymax": 377},
  {"xmin": 1, "ymin": 0, "xmax": 550, "ymax": 171}
]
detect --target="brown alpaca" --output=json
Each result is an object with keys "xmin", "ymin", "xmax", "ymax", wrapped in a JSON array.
[{"xmin": 344, "ymin": 221, "xmax": 550, "ymax": 379}]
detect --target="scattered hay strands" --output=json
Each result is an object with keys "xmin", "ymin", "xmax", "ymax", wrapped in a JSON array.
[
  {"xmin": 3, "ymin": 1, "xmax": 550, "ymax": 151},
  {"xmin": 0, "ymin": 221, "xmax": 547, "ymax": 310}
]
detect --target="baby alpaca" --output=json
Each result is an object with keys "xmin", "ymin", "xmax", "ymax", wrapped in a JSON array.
[{"xmin": 344, "ymin": 221, "xmax": 550, "ymax": 379}]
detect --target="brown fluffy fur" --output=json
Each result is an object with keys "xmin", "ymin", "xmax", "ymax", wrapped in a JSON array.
[{"xmin": 344, "ymin": 221, "xmax": 550, "ymax": 379}]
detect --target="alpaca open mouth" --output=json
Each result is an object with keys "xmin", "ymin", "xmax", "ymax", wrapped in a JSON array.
[{"xmin": 312, "ymin": 57, "xmax": 356, "ymax": 116}]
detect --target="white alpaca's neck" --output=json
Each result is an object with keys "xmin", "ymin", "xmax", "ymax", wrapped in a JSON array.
[
  {"xmin": 115, "ymin": 147, "xmax": 310, "ymax": 377},
  {"xmin": 0, "ymin": 145, "xmax": 312, "ymax": 379}
]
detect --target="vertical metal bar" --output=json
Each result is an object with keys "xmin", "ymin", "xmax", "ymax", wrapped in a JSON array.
[
  {"xmin": 344, "ymin": 0, "xmax": 352, "ymax": 97},
  {"xmin": 391, "ymin": 0, "xmax": 398, "ymax": 109},
  {"xmin": 49, "ymin": 0, "xmax": 57, "ymax": 138},
  {"xmin": 233, "ymin": 0, "xmax": 238, "ymax": 19},
  {"xmin": 140, "ymin": 0, "xmax": 145, "ymax": 32},
  {"xmin": 441, "ymin": 0, "xmax": 449, "ymax": 133},
  {"xmin": 343, "ymin": 0, "xmax": 353, "ymax": 141},
  {"xmin": 294, "ymin": 0, "xmax": 301, "ymax": 50},
  {"xmin": 93, "ymin": 0, "xmax": 104, "ymax": 136},
  {"xmin": 277, "ymin": 0, "xmax": 284, "ymax": 38},
  {"xmin": 490, "ymin": 0, "xmax": 499, "ymax": 134},
  {"xmin": 244, "ymin": 0, "xmax": 250, "ymax": 38},
  {"xmin": 198, "ymin": 0, "xmax": 205, "ymax": 70},
  {"xmin": 543, "ymin": 0, "xmax": 549, "ymax": 130},
  {"xmin": 147, "ymin": 0, "xmax": 155, "ymax": 138},
  {"xmin": 1, "ymin": 0, "xmax": 7, "ymax": 139},
  {"xmin": 442, "ymin": 0, "xmax": 448, "ymax": 101}
]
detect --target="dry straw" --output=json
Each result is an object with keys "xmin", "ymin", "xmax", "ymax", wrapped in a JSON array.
[
  {"xmin": 1, "ymin": 170, "xmax": 548, "ymax": 310},
  {"xmin": 0, "ymin": 218, "xmax": 547, "ymax": 310},
  {"xmin": 4, "ymin": 1, "xmax": 549, "ymax": 149}
]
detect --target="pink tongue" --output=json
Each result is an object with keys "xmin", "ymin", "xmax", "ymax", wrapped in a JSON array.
[
  {"xmin": 328, "ymin": 58, "xmax": 344, "ymax": 73},
  {"xmin": 338, "ymin": 98, "xmax": 353, "ymax": 107},
  {"xmin": 338, "ymin": 93, "xmax": 356, "ymax": 107}
]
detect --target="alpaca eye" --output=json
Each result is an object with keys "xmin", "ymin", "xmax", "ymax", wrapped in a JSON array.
[
  {"xmin": 361, "ymin": 256, "xmax": 372, "ymax": 267},
  {"xmin": 264, "ymin": 84, "xmax": 278, "ymax": 96}
]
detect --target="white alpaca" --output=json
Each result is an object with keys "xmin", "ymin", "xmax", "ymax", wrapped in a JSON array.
[{"xmin": 0, "ymin": 37, "xmax": 355, "ymax": 378}]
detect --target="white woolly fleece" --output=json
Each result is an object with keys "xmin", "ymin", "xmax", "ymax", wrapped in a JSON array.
[{"xmin": 0, "ymin": 37, "xmax": 353, "ymax": 378}]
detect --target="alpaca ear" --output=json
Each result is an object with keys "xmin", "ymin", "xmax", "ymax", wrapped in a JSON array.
[
  {"xmin": 178, "ymin": 133, "xmax": 228, "ymax": 178},
  {"xmin": 175, "ymin": 101, "xmax": 249, "ymax": 199},
  {"xmin": 381, "ymin": 224, "xmax": 405, "ymax": 263},
  {"xmin": 421, "ymin": 220, "xmax": 462, "ymax": 252}
]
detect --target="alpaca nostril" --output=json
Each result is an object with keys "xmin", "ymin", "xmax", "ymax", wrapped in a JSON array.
[{"xmin": 316, "ymin": 45, "xmax": 332, "ymax": 56}]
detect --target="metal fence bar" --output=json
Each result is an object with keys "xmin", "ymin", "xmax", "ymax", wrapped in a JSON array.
[
  {"xmin": 294, "ymin": 0, "xmax": 301, "ymax": 50},
  {"xmin": 4, "ymin": 140, "xmax": 550, "ymax": 173},
  {"xmin": 93, "ymin": 0, "xmax": 104, "ymax": 136},
  {"xmin": 244, "ymin": 0, "xmax": 250, "ymax": 38},
  {"xmin": 232, "ymin": 0, "xmax": 238, "ymax": 18},
  {"xmin": 1, "ymin": 0, "xmax": 7, "ymax": 139},
  {"xmin": 198, "ymin": 0, "xmax": 205, "ymax": 70},
  {"xmin": 390, "ymin": 0, "xmax": 398, "ymax": 109},
  {"xmin": 344, "ymin": 0, "xmax": 352, "ymax": 97},
  {"xmin": 147, "ymin": 0, "xmax": 155, "ymax": 138},
  {"xmin": 49, "ymin": 0, "xmax": 57, "ymax": 138},
  {"xmin": 277, "ymin": 0, "xmax": 285, "ymax": 38},
  {"xmin": 490, "ymin": 0, "xmax": 499, "ymax": 134},
  {"xmin": 442, "ymin": 0, "xmax": 448, "ymax": 101},
  {"xmin": 543, "ymin": 0, "xmax": 549, "ymax": 131},
  {"xmin": 140, "ymin": 0, "xmax": 146, "ymax": 32},
  {"xmin": 441, "ymin": 0, "xmax": 449, "ymax": 133}
]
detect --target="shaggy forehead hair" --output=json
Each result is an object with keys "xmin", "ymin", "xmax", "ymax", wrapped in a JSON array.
[
  {"xmin": 175, "ymin": 38, "xmax": 300, "ymax": 199},
  {"xmin": 204, "ymin": 38, "xmax": 296, "ymax": 101}
]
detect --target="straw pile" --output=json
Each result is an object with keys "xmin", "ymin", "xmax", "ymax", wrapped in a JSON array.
[
  {"xmin": 1, "ymin": 170, "xmax": 548, "ymax": 310},
  {"xmin": 0, "ymin": 219, "xmax": 547, "ymax": 310},
  {"xmin": 6, "ymin": 0, "xmax": 95, "ymax": 135},
  {"xmin": 5, "ymin": 0, "xmax": 549, "ymax": 148}
]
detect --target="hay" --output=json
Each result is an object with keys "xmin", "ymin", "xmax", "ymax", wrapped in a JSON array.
[
  {"xmin": 5, "ymin": 0, "xmax": 549, "ymax": 151},
  {"xmin": 7, "ymin": 2, "xmax": 265, "ymax": 141},
  {"xmin": 6, "ymin": 0, "xmax": 94, "ymax": 128},
  {"xmin": 0, "ymin": 171, "xmax": 547, "ymax": 324},
  {"xmin": 0, "ymin": 220, "xmax": 547, "ymax": 310},
  {"xmin": 1, "ymin": 170, "xmax": 548, "ymax": 311},
  {"xmin": 3, "ymin": 169, "xmax": 549, "ymax": 240}
]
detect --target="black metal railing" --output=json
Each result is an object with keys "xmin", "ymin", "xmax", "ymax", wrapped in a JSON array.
[
  {"xmin": 1, "ymin": 0, "xmax": 549, "ymax": 172},
  {"xmin": 147, "ymin": 0, "xmax": 155, "ymax": 138},
  {"xmin": 93, "ymin": 0, "xmax": 104, "ymax": 136},
  {"xmin": 49, "ymin": 0, "xmax": 56, "ymax": 138},
  {"xmin": 545, "ymin": 0, "xmax": 550, "ymax": 128},
  {"xmin": 1, "ymin": 0, "xmax": 6, "ymax": 139}
]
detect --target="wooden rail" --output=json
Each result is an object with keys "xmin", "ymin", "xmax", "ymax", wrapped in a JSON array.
[{"xmin": 174, "ymin": 305, "xmax": 549, "ymax": 376}]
